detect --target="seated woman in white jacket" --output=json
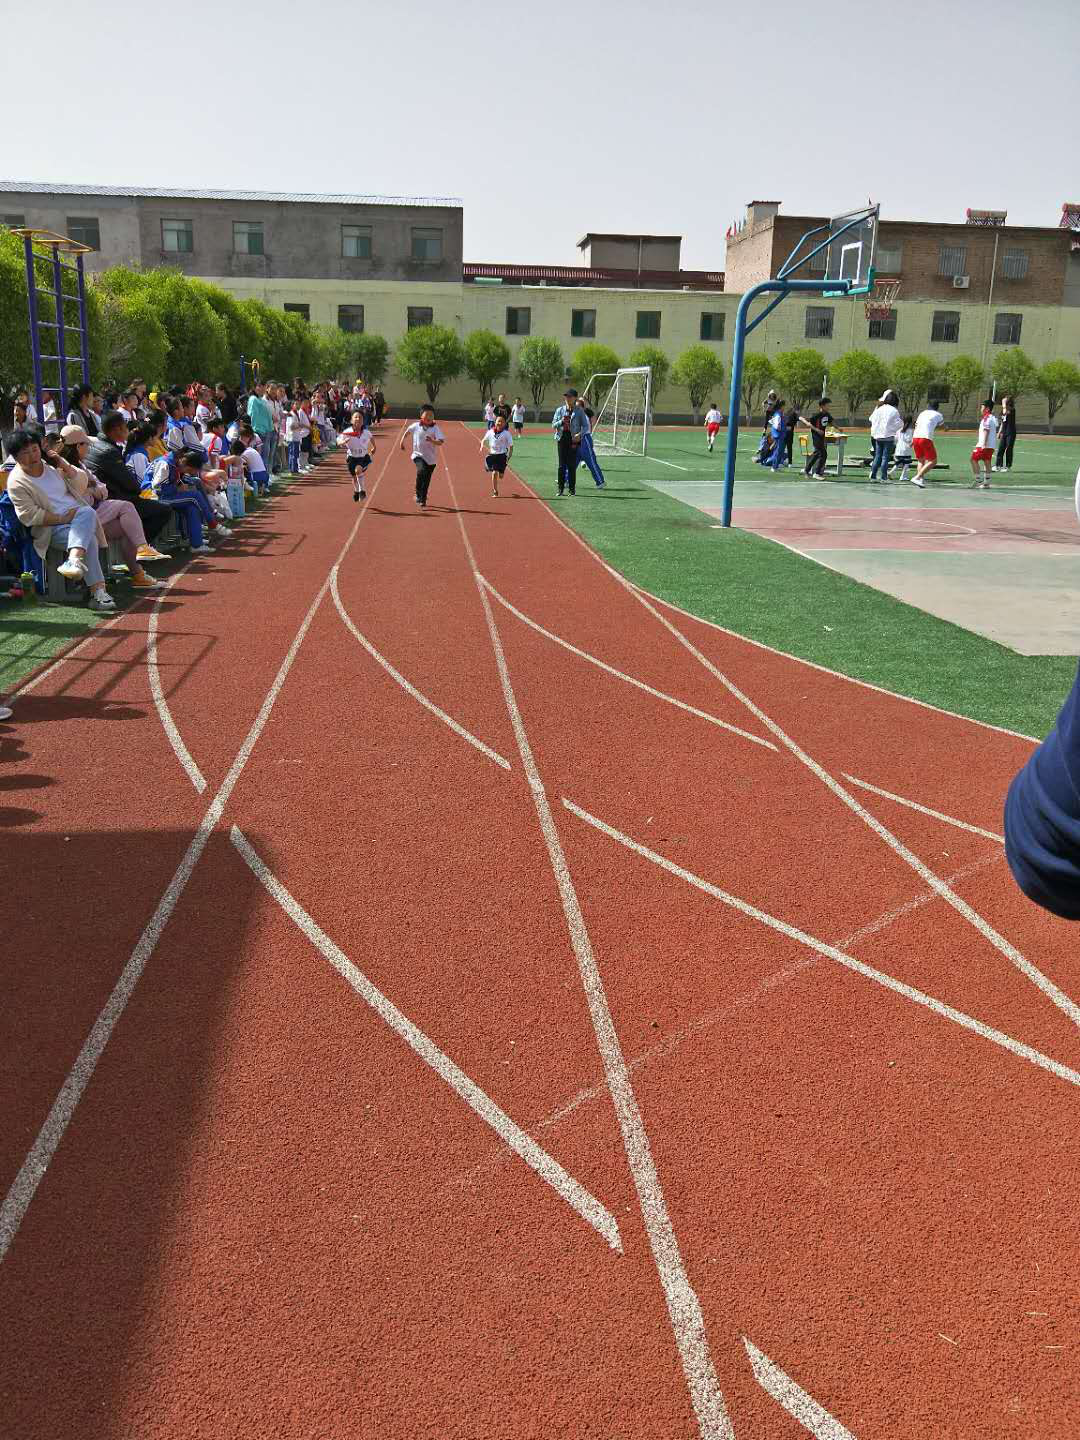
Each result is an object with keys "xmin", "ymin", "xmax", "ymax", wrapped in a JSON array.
[{"xmin": 867, "ymin": 389, "xmax": 904, "ymax": 483}]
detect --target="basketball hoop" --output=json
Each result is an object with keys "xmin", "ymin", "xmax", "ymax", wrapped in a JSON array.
[{"xmin": 864, "ymin": 278, "xmax": 900, "ymax": 321}]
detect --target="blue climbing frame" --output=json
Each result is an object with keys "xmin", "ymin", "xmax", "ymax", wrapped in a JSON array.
[
  {"xmin": 17, "ymin": 228, "xmax": 93, "ymax": 426},
  {"xmin": 720, "ymin": 205, "xmax": 879, "ymax": 527}
]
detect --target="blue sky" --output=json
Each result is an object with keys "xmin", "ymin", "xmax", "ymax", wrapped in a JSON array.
[{"xmin": 3, "ymin": 0, "xmax": 1076, "ymax": 270}]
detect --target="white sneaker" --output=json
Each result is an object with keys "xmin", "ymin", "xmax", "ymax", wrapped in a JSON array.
[
  {"xmin": 192, "ymin": 544, "xmax": 213, "ymax": 554},
  {"xmin": 909, "ymin": 476, "xmax": 925, "ymax": 488},
  {"xmin": 214, "ymin": 525, "xmax": 233, "ymax": 537},
  {"xmin": 57, "ymin": 553, "xmax": 88, "ymax": 580},
  {"xmin": 0, "ymin": 705, "xmax": 13, "ymax": 720},
  {"xmin": 88, "ymin": 591, "xmax": 116, "ymax": 612}
]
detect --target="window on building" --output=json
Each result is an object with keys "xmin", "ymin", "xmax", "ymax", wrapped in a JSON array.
[
  {"xmin": 338, "ymin": 304, "xmax": 365, "ymax": 333},
  {"xmin": 938, "ymin": 244, "xmax": 966, "ymax": 278},
  {"xmin": 284, "ymin": 303, "xmax": 310, "ymax": 321},
  {"xmin": 407, "ymin": 306, "xmax": 434, "ymax": 329},
  {"xmin": 571, "ymin": 309, "xmax": 596, "ymax": 338},
  {"xmin": 635, "ymin": 311, "xmax": 661, "ymax": 339},
  {"xmin": 233, "ymin": 221, "xmax": 264, "ymax": 255},
  {"xmin": 161, "ymin": 218, "xmax": 193, "ymax": 253},
  {"xmin": 993, "ymin": 312, "xmax": 1023, "ymax": 345},
  {"xmin": 875, "ymin": 242, "xmax": 903, "ymax": 273},
  {"xmin": 1001, "ymin": 249, "xmax": 1029, "ymax": 280},
  {"xmin": 2, "ymin": 214, "xmax": 25, "ymax": 229},
  {"xmin": 867, "ymin": 314, "xmax": 897, "ymax": 341},
  {"xmin": 931, "ymin": 310, "xmax": 961, "ymax": 343},
  {"xmin": 700, "ymin": 311, "xmax": 725, "ymax": 341},
  {"xmin": 506, "ymin": 306, "xmax": 531, "ymax": 336},
  {"xmin": 342, "ymin": 224, "xmax": 372, "ymax": 259},
  {"xmin": 66, "ymin": 216, "xmax": 100, "ymax": 250},
  {"xmin": 804, "ymin": 305, "xmax": 834, "ymax": 340},
  {"xmin": 411, "ymin": 227, "xmax": 443, "ymax": 262}
]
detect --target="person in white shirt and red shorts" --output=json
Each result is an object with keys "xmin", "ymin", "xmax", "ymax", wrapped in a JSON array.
[
  {"xmin": 970, "ymin": 401, "xmax": 999, "ymax": 489},
  {"xmin": 910, "ymin": 401, "xmax": 945, "ymax": 488}
]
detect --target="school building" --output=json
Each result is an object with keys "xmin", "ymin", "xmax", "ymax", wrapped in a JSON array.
[{"xmin": 4, "ymin": 183, "xmax": 1080, "ymax": 427}]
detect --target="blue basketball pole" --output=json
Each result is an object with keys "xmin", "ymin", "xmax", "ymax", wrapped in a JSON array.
[{"xmin": 720, "ymin": 206, "xmax": 877, "ymax": 529}]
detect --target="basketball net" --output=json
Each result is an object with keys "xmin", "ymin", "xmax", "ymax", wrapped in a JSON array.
[{"xmin": 864, "ymin": 278, "xmax": 900, "ymax": 322}]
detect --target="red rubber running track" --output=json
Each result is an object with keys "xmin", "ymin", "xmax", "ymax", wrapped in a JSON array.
[{"xmin": 2, "ymin": 423, "xmax": 1078, "ymax": 1438}]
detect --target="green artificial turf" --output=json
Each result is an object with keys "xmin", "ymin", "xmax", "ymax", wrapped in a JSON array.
[{"xmin": 501, "ymin": 426, "xmax": 1078, "ymax": 739}]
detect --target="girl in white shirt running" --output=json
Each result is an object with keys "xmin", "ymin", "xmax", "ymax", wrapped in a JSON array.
[
  {"xmin": 479, "ymin": 415, "xmax": 513, "ymax": 497},
  {"xmin": 341, "ymin": 411, "xmax": 376, "ymax": 501}
]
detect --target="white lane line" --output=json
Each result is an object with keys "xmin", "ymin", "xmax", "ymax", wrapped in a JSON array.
[
  {"xmin": 447, "ymin": 444, "xmax": 734, "ymax": 1440},
  {"xmin": 838, "ymin": 852, "xmax": 1004, "ymax": 951},
  {"xmin": 6, "ymin": 601, "xmax": 149, "ymax": 701},
  {"xmin": 558, "ymin": 557, "xmax": 1080, "ymax": 1032},
  {"xmin": 0, "ymin": 454, "xmax": 394, "ymax": 1266},
  {"xmin": 478, "ymin": 575, "xmax": 776, "ymax": 752},
  {"xmin": 563, "ymin": 798, "xmax": 1080, "ymax": 1092},
  {"xmin": 646, "ymin": 455, "xmax": 690, "ymax": 471},
  {"xmin": 841, "ymin": 774, "xmax": 1004, "ymax": 844},
  {"xmin": 147, "ymin": 568, "xmax": 207, "ymax": 794},
  {"xmin": 330, "ymin": 569, "xmax": 510, "ymax": 770},
  {"xmin": 230, "ymin": 826, "xmax": 619, "ymax": 1251},
  {"xmin": 743, "ymin": 1337, "xmax": 857, "ymax": 1439}
]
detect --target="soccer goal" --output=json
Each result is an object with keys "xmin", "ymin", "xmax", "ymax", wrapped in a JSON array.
[{"xmin": 583, "ymin": 366, "xmax": 652, "ymax": 456}]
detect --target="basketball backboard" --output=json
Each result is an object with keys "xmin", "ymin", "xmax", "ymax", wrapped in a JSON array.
[{"xmin": 822, "ymin": 205, "xmax": 879, "ymax": 296}]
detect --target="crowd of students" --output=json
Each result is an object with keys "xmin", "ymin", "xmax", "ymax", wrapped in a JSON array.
[{"xmin": 2, "ymin": 376, "xmax": 389, "ymax": 606}]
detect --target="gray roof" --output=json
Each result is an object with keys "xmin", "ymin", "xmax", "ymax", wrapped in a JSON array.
[{"xmin": 0, "ymin": 180, "xmax": 461, "ymax": 209}]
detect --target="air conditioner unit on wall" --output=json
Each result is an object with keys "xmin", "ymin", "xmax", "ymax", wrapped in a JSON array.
[{"xmin": 952, "ymin": 274, "xmax": 970, "ymax": 289}]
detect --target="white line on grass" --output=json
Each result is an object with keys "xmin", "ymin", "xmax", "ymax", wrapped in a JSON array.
[
  {"xmin": 147, "ymin": 567, "xmax": 207, "ymax": 794},
  {"xmin": 0, "ymin": 450, "xmax": 396, "ymax": 1266},
  {"xmin": 447, "ymin": 439, "xmax": 734, "ymax": 1440},
  {"xmin": 562, "ymin": 797, "xmax": 1080, "ymax": 1091},
  {"xmin": 478, "ymin": 574, "xmax": 776, "ymax": 751},
  {"xmin": 529, "ymin": 525, "xmax": 1079, "ymax": 1031},
  {"xmin": 743, "ymin": 1337, "xmax": 857, "ymax": 1439},
  {"xmin": 230, "ymin": 826, "xmax": 619, "ymax": 1250},
  {"xmin": 645, "ymin": 455, "xmax": 690, "ymax": 471},
  {"xmin": 329, "ymin": 569, "xmax": 510, "ymax": 769},
  {"xmin": 841, "ymin": 774, "xmax": 1004, "ymax": 844}
]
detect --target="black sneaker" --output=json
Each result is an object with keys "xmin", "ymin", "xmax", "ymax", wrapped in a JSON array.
[
  {"xmin": 359, "ymin": 489, "xmax": 366, "ymax": 499},
  {"xmin": 353, "ymin": 490, "xmax": 359, "ymax": 502}
]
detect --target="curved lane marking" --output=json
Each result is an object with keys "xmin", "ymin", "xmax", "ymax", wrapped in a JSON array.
[
  {"xmin": 330, "ymin": 569, "xmax": 510, "ymax": 770},
  {"xmin": 147, "ymin": 567, "xmax": 207, "ymax": 794},
  {"xmin": 230, "ymin": 825, "xmax": 620, "ymax": 1252}
]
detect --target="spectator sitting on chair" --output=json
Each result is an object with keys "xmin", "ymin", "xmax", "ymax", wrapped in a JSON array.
[
  {"xmin": 5, "ymin": 427, "xmax": 116, "ymax": 611},
  {"xmin": 66, "ymin": 384, "xmax": 100, "ymax": 438},
  {"xmin": 85, "ymin": 410, "xmax": 174, "ymax": 547},
  {"xmin": 52, "ymin": 426, "xmax": 167, "ymax": 588}
]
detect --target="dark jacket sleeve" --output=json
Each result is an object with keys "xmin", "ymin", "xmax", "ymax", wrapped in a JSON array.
[
  {"xmin": 85, "ymin": 438, "xmax": 139, "ymax": 498},
  {"xmin": 1004, "ymin": 661, "xmax": 1080, "ymax": 920}
]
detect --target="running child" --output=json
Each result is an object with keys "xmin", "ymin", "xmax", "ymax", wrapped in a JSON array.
[
  {"xmin": 893, "ymin": 415, "xmax": 915, "ymax": 484},
  {"xmin": 480, "ymin": 414, "xmax": 513, "ymax": 497},
  {"xmin": 483, "ymin": 399, "xmax": 496, "ymax": 430},
  {"xmin": 511, "ymin": 397, "xmax": 526, "ymax": 436},
  {"xmin": 399, "ymin": 405, "xmax": 445, "ymax": 508},
  {"xmin": 704, "ymin": 402, "xmax": 723, "ymax": 453},
  {"xmin": 341, "ymin": 410, "xmax": 376, "ymax": 501},
  {"xmin": 910, "ymin": 399, "xmax": 945, "ymax": 488},
  {"xmin": 970, "ymin": 401, "xmax": 999, "ymax": 489}
]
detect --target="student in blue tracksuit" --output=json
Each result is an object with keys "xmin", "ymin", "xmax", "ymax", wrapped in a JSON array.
[{"xmin": 575, "ymin": 399, "xmax": 606, "ymax": 488}]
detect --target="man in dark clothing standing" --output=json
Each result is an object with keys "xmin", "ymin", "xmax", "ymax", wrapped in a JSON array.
[
  {"xmin": 802, "ymin": 397, "xmax": 834, "ymax": 476},
  {"xmin": 994, "ymin": 396, "xmax": 1017, "ymax": 472},
  {"xmin": 551, "ymin": 388, "xmax": 587, "ymax": 495},
  {"xmin": 84, "ymin": 411, "xmax": 172, "ymax": 542}
]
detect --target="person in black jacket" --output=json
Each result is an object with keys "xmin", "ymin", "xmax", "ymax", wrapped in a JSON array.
[
  {"xmin": 66, "ymin": 384, "xmax": 100, "ymax": 437},
  {"xmin": 994, "ymin": 396, "xmax": 1017, "ymax": 472},
  {"xmin": 84, "ymin": 411, "xmax": 172, "ymax": 542}
]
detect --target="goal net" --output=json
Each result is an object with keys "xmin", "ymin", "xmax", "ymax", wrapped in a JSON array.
[{"xmin": 583, "ymin": 366, "xmax": 652, "ymax": 456}]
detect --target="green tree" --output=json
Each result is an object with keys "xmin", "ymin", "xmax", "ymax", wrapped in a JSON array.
[
  {"xmin": 350, "ymin": 333, "xmax": 390, "ymax": 385},
  {"xmin": 463, "ymin": 328, "xmax": 511, "ymax": 404},
  {"xmin": 739, "ymin": 352, "xmax": 774, "ymax": 418},
  {"xmin": 627, "ymin": 343, "xmax": 670, "ymax": 402},
  {"xmin": 671, "ymin": 344, "xmax": 724, "ymax": 422},
  {"xmin": 942, "ymin": 355, "xmax": 987, "ymax": 418},
  {"xmin": 991, "ymin": 347, "xmax": 1039, "ymax": 406},
  {"xmin": 568, "ymin": 341, "xmax": 622, "ymax": 391},
  {"xmin": 1036, "ymin": 359, "xmax": 1080, "ymax": 431},
  {"xmin": 95, "ymin": 288, "xmax": 169, "ymax": 386},
  {"xmin": 310, "ymin": 324, "xmax": 352, "ymax": 380},
  {"xmin": 889, "ymin": 354, "xmax": 939, "ymax": 412},
  {"xmin": 516, "ymin": 335, "xmax": 564, "ymax": 417},
  {"xmin": 395, "ymin": 323, "xmax": 465, "ymax": 402},
  {"xmin": 828, "ymin": 350, "xmax": 890, "ymax": 421},
  {"xmin": 771, "ymin": 349, "xmax": 827, "ymax": 409},
  {"xmin": 189, "ymin": 280, "xmax": 262, "ymax": 366},
  {"xmin": 96, "ymin": 267, "xmax": 229, "ymax": 384}
]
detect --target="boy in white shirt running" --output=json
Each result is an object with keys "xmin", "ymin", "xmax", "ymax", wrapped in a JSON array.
[
  {"xmin": 704, "ymin": 403, "xmax": 723, "ymax": 452},
  {"xmin": 479, "ymin": 414, "xmax": 513, "ymax": 497},
  {"xmin": 399, "ymin": 405, "xmax": 445, "ymax": 508},
  {"xmin": 910, "ymin": 401, "xmax": 945, "ymax": 488},
  {"xmin": 341, "ymin": 410, "xmax": 376, "ymax": 501},
  {"xmin": 970, "ymin": 401, "xmax": 999, "ymax": 489},
  {"xmin": 511, "ymin": 398, "xmax": 526, "ymax": 436}
]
